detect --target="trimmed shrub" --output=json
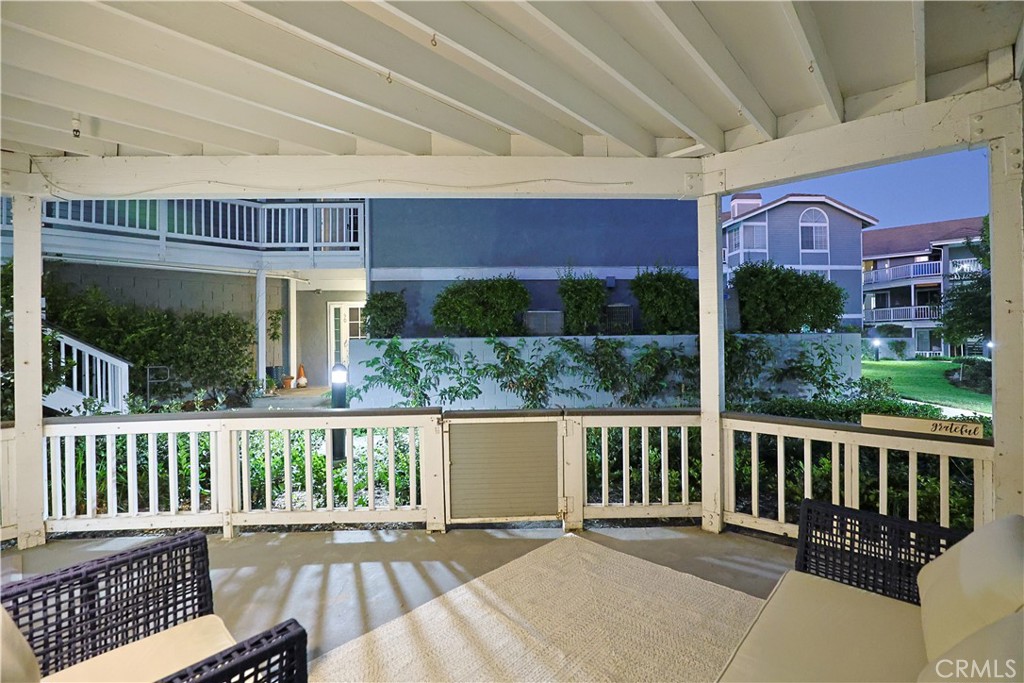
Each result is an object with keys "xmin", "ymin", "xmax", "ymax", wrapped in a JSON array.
[
  {"xmin": 875, "ymin": 324, "xmax": 910, "ymax": 338},
  {"xmin": 890, "ymin": 339, "xmax": 908, "ymax": 359},
  {"xmin": 630, "ymin": 267, "xmax": 699, "ymax": 334},
  {"xmin": 731, "ymin": 261, "xmax": 847, "ymax": 332},
  {"xmin": 363, "ymin": 290, "xmax": 407, "ymax": 338},
  {"xmin": 432, "ymin": 275, "xmax": 530, "ymax": 337},
  {"xmin": 557, "ymin": 269, "xmax": 606, "ymax": 335}
]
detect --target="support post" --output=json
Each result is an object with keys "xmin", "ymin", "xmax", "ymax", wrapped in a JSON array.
[
  {"xmin": 698, "ymin": 193, "xmax": 726, "ymax": 532},
  {"xmin": 561, "ymin": 415, "xmax": 585, "ymax": 532},
  {"xmin": 288, "ymin": 279, "xmax": 298, "ymax": 377},
  {"xmin": 255, "ymin": 268, "xmax": 267, "ymax": 386},
  {"xmin": 12, "ymin": 195, "xmax": 45, "ymax": 549},
  {"xmin": 989, "ymin": 125, "xmax": 1024, "ymax": 519},
  {"xmin": 420, "ymin": 416, "xmax": 446, "ymax": 532}
]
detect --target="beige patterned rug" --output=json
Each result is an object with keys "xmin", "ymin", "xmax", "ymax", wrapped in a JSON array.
[{"xmin": 309, "ymin": 534, "xmax": 762, "ymax": 682}]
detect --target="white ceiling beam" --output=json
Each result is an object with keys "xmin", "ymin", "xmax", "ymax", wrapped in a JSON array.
[
  {"xmin": 639, "ymin": 2, "xmax": 776, "ymax": 141},
  {"xmin": 521, "ymin": 2, "xmax": 725, "ymax": 152},
  {"xmin": 28, "ymin": 155, "xmax": 704, "ymax": 200},
  {"xmin": 382, "ymin": 1, "xmax": 657, "ymax": 157},
  {"xmin": 243, "ymin": 2, "xmax": 581, "ymax": 156},
  {"xmin": 108, "ymin": 2, "xmax": 511, "ymax": 157},
  {"xmin": 1016, "ymin": 16, "xmax": 1024, "ymax": 80},
  {"xmin": 2, "ymin": 143, "xmax": 64, "ymax": 159},
  {"xmin": 1, "ymin": 5, "xmax": 406, "ymax": 156},
  {"xmin": 911, "ymin": 1, "xmax": 926, "ymax": 104},
  {"xmin": 778, "ymin": 2, "xmax": 844, "ymax": 124},
  {"xmin": 1, "ymin": 66, "xmax": 277, "ymax": 156},
  {"xmin": 704, "ymin": 82, "xmax": 1020, "ymax": 194},
  {"xmin": 2, "ymin": 96, "xmax": 203, "ymax": 156},
  {"xmin": 1, "ymin": 120, "xmax": 119, "ymax": 157}
]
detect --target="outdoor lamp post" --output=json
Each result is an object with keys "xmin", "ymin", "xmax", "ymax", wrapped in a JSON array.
[
  {"xmin": 331, "ymin": 362, "xmax": 347, "ymax": 461},
  {"xmin": 872, "ymin": 338, "xmax": 881, "ymax": 361}
]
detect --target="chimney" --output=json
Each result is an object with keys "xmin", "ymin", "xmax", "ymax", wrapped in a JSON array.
[{"xmin": 730, "ymin": 193, "xmax": 762, "ymax": 218}]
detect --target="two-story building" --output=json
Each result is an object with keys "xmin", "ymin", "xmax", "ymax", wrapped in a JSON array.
[
  {"xmin": 862, "ymin": 216, "xmax": 985, "ymax": 356},
  {"xmin": 722, "ymin": 193, "xmax": 878, "ymax": 326}
]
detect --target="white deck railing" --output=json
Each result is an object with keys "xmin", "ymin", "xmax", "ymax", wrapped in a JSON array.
[
  {"xmin": 40, "ymin": 199, "xmax": 362, "ymax": 253},
  {"xmin": 949, "ymin": 258, "xmax": 983, "ymax": 277},
  {"xmin": 864, "ymin": 305, "xmax": 939, "ymax": 322},
  {"xmin": 0, "ymin": 409, "xmax": 994, "ymax": 541},
  {"xmin": 46, "ymin": 330, "xmax": 130, "ymax": 415},
  {"xmin": 863, "ymin": 260, "xmax": 941, "ymax": 285}
]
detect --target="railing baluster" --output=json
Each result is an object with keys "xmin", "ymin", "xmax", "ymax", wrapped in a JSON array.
[
  {"xmin": 127, "ymin": 435, "xmax": 138, "ymax": 516},
  {"xmin": 939, "ymin": 455, "xmax": 950, "ymax": 527},
  {"xmin": 346, "ymin": 429, "xmax": 355, "ymax": 511},
  {"xmin": 803, "ymin": 439, "xmax": 812, "ymax": 500},
  {"xmin": 600, "ymin": 427, "xmax": 609, "ymax": 507},
  {"xmin": 641, "ymin": 427, "xmax": 649, "ymax": 506},
  {"xmin": 284, "ymin": 430, "xmax": 293, "ymax": 511},
  {"xmin": 367, "ymin": 428, "xmax": 375, "ymax": 511},
  {"xmin": 325, "ymin": 428, "xmax": 334, "ymax": 511},
  {"xmin": 85, "ymin": 435, "xmax": 96, "ymax": 518},
  {"xmin": 724, "ymin": 429, "xmax": 735, "ymax": 512},
  {"xmin": 263, "ymin": 430, "xmax": 272, "ymax": 511},
  {"xmin": 908, "ymin": 450, "xmax": 918, "ymax": 521},
  {"xmin": 777, "ymin": 435, "xmax": 785, "ymax": 524},
  {"xmin": 660, "ymin": 426, "xmax": 668, "ymax": 505},
  {"xmin": 148, "ymin": 433, "xmax": 158, "ymax": 513},
  {"xmin": 622, "ymin": 427, "xmax": 630, "ymax": 506},
  {"xmin": 168, "ymin": 433, "xmax": 178, "ymax": 515},
  {"xmin": 681, "ymin": 426, "xmax": 689, "ymax": 505},
  {"xmin": 106, "ymin": 435, "xmax": 117, "ymax": 515},
  {"xmin": 409, "ymin": 427, "xmax": 418, "ymax": 509},
  {"xmin": 63, "ymin": 435, "xmax": 75, "ymax": 518},
  {"xmin": 846, "ymin": 442, "xmax": 860, "ymax": 509},
  {"xmin": 387, "ymin": 428, "xmax": 396, "ymax": 510},
  {"xmin": 304, "ymin": 430, "xmax": 313, "ymax": 511},
  {"xmin": 878, "ymin": 448, "xmax": 889, "ymax": 515},
  {"xmin": 189, "ymin": 432, "xmax": 200, "ymax": 513},
  {"xmin": 831, "ymin": 441, "xmax": 840, "ymax": 505},
  {"xmin": 43, "ymin": 438, "xmax": 51, "ymax": 520},
  {"xmin": 242, "ymin": 432, "xmax": 251, "ymax": 513}
]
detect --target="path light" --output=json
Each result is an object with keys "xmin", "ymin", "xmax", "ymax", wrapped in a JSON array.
[
  {"xmin": 872, "ymin": 338, "xmax": 881, "ymax": 361},
  {"xmin": 331, "ymin": 362, "xmax": 347, "ymax": 461}
]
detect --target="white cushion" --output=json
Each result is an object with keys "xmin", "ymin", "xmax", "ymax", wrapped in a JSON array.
[
  {"xmin": 917, "ymin": 610, "xmax": 1023, "ymax": 683},
  {"xmin": 2, "ymin": 607, "xmax": 42, "ymax": 683},
  {"xmin": 43, "ymin": 614, "xmax": 236, "ymax": 683},
  {"xmin": 718, "ymin": 570, "xmax": 927, "ymax": 683},
  {"xmin": 917, "ymin": 515, "xmax": 1024, "ymax": 660}
]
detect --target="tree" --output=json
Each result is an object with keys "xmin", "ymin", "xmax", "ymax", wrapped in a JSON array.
[
  {"xmin": 730, "ymin": 261, "xmax": 847, "ymax": 333},
  {"xmin": 938, "ymin": 217, "xmax": 990, "ymax": 347}
]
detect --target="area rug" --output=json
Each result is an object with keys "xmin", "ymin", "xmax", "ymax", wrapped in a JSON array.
[{"xmin": 309, "ymin": 534, "xmax": 762, "ymax": 682}]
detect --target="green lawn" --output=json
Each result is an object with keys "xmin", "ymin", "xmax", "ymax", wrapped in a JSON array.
[{"xmin": 862, "ymin": 360, "xmax": 992, "ymax": 414}]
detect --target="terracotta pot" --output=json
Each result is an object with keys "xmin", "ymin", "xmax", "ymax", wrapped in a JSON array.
[{"xmin": 282, "ymin": 376, "xmax": 294, "ymax": 389}]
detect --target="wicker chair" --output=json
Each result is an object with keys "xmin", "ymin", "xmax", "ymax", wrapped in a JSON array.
[{"xmin": 1, "ymin": 531, "xmax": 307, "ymax": 683}]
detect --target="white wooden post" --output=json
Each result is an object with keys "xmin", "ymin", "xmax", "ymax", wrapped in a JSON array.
[
  {"xmin": 255, "ymin": 268, "xmax": 267, "ymax": 386},
  {"xmin": 287, "ymin": 279, "xmax": 298, "ymax": 377},
  {"xmin": 216, "ymin": 423, "xmax": 235, "ymax": 538},
  {"xmin": 420, "ymin": 416, "xmax": 446, "ymax": 532},
  {"xmin": 698, "ymin": 193, "xmax": 726, "ymax": 532},
  {"xmin": 561, "ymin": 415, "xmax": 585, "ymax": 532},
  {"xmin": 989, "ymin": 125, "xmax": 1024, "ymax": 519},
  {"xmin": 157, "ymin": 198, "xmax": 168, "ymax": 260},
  {"xmin": 12, "ymin": 195, "xmax": 45, "ymax": 549}
]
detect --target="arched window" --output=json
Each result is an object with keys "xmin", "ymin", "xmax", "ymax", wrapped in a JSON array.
[{"xmin": 799, "ymin": 207, "xmax": 829, "ymax": 251}]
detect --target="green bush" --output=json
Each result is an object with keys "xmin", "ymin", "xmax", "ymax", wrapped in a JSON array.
[
  {"xmin": 630, "ymin": 267, "xmax": 698, "ymax": 334},
  {"xmin": 890, "ymin": 339, "xmax": 908, "ymax": 359},
  {"xmin": 875, "ymin": 324, "xmax": 909, "ymax": 338},
  {"xmin": 363, "ymin": 290, "xmax": 407, "ymax": 338},
  {"xmin": 432, "ymin": 275, "xmax": 530, "ymax": 337},
  {"xmin": 557, "ymin": 269, "xmax": 606, "ymax": 335},
  {"xmin": 731, "ymin": 261, "xmax": 847, "ymax": 332}
]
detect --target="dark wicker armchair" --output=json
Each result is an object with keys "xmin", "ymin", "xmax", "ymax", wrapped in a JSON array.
[
  {"xmin": 1, "ymin": 531, "xmax": 307, "ymax": 683},
  {"xmin": 795, "ymin": 498, "xmax": 970, "ymax": 604}
]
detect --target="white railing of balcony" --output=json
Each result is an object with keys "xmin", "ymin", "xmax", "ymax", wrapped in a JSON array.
[
  {"xmin": 579, "ymin": 412, "xmax": 702, "ymax": 520},
  {"xmin": 721, "ymin": 413, "xmax": 992, "ymax": 536},
  {"xmin": 864, "ymin": 305, "xmax": 939, "ymax": 322},
  {"xmin": 49, "ymin": 331, "xmax": 131, "ymax": 414},
  {"xmin": 40, "ymin": 199, "xmax": 363, "ymax": 252},
  {"xmin": 949, "ymin": 258, "xmax": 983, "ymax": 277},
  {"xmin": 863, "ymin": 260, "xmax": 942, "ymax": 285}
]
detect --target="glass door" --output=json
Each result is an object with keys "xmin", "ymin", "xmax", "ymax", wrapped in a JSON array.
[{"xmin": 328, "ymin": 302, "xmax": 365, "ymax": 374}]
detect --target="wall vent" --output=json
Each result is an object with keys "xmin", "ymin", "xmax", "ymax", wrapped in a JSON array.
[
  {"xmin": 603, "ymin": 304, "xmax": 633, "ymax": 334},
  {"xmin": 524, "ymin": 310, "xmax": 564, "ymax": 336}
]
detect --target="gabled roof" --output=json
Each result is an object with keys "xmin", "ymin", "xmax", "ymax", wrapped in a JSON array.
[
  {"xmin": 722, "ymin": 194, "xmax": 877, "ymax": 228},
  {"xmin": 862, "ymin": 216, "xmax": 985, "ymax": 259}
]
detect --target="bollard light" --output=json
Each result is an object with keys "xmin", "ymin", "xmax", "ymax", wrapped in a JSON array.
[
  {"xmin": 331, "ymin": 362, "xmax": 347, "ymax": 462},
  {"xmin": 872, "ymin": 338, "xmax": 881, "ymax": 361}
]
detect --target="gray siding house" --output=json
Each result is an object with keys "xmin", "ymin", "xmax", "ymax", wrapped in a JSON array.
[{"xmin": 722, "ymin": 193, "xmax": 878, "ymax": 325}]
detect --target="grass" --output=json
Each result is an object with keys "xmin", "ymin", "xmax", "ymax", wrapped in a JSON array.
[{"xmin": 862, "ymin": 360, "xmax": 992, "ymax": 415}]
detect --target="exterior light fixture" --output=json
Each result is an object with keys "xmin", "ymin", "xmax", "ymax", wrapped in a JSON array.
[
  {"xmin": 331, "ymin": 362, "xmax": 348, "ymax": 461},
  {"xmin": 872, "ymin": 338, "xmax": 881, "ymax": 361}
]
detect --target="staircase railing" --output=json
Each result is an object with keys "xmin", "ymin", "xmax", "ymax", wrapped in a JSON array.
[{"xmin": 47, "ymin": 329, "xmax": 131, "ymax": 415}]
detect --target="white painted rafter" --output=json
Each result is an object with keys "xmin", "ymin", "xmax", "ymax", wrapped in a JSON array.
[
  {"xmin": 1, "ymin": 120, "xmax": 120, "ymax": 157},
  {"xmin": 102, "ymin": 2, "xmax": 511, "ymax": 156},
  {"xmin": 521, "ymin": 1, "xmax": 725, "ymax": 152},
  {"xmin": 382, "ymin": 1, "xmax": 657, "ymax": 157},
  {"xmin": 240, "ymin": 2, "xmax": 582, "ymax": 156},
  {"xmin": 911, "ymin": 1, "xmax": 926, "ymax": 104},
  {"xmin": 1, "ymin": 66, "xmax": 276, "ymax": 156},
  {"xmin": 1, "ymin": 4, "xmax": 415, "ymax": 155},
  {"xmin": 2, "ymin": 96, "xmax": 203, "ymax": 156},
  {"xmin": 779, "ymin": 2, "xmax": 844, "ymax": 124},
  {"xmin": 639, "ymin": 1, "xmax": 776, "ymax": 142}
]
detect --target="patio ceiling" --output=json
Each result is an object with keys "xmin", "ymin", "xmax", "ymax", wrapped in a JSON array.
[{"xmin": 1, "ymin": 1, "xmax": 1021, "ymax": 163}]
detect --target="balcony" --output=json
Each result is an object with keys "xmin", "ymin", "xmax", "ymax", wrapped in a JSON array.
[
  {"xmin": 862, "ymin": 260, "xmax": 941, "ymax": 286},
  {"xmin": 949, "ymin": 258, "xmax": 983, "ymax": 277},
  {"xmin": 1, "ymin": 198, "xmax": 365, "ymax": 272},
  {"xmin": 863, "ymin": 305, "xmax": 939, "ymax": 322}
]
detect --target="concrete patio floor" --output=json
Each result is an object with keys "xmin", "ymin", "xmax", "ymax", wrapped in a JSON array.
[{"xmin": 2, "ymin": 525, "xmax": 795, "ymax": 660}]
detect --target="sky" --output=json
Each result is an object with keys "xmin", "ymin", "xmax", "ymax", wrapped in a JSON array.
[{"xmin": 722, "ymin": 148, "xmax": 989, "ymax": 230}]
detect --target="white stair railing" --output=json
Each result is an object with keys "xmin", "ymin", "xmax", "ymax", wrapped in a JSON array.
[{"xmin": 46, "ymin": 330, "xmax": 130, "ymax": 415}]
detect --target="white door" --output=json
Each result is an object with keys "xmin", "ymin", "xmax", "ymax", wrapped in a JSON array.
[{"xmin": 328, "ymin": 302, "xmax": 365, "ymax": 373}]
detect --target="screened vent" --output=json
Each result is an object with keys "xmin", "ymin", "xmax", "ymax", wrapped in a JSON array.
[
  {"xmin": 603, "ymin": 304, "xmax": 633, "ymax": 334},
  {"xmin": 524, "ymin": 310, "xmax": 564, "ymax": 335}
]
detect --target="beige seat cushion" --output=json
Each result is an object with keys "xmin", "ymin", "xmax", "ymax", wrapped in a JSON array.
[
  {"xmin": 917, "ymin": 514, "xmax": 1024, "ymax": 660},
  {"xmin": 43, "ymin": 614, "xmax": 236, "ymax": 683},
  {"xmin": 2, "ymin": 608, "xmax": 42, "ymax": 683},
  {"xmin": 718, "ymin": 570, "xmax": 927, "ymax": 683},
  {"xmin": 917, "ymin": 610, "xmax": 1023, "ymax": 683}
]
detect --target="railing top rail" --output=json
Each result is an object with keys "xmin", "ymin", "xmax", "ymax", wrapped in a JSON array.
[
  {"xmin": 722, "ymin": 411, "xmax": 994, "ymax": 448},
  {"xmin": 260, "ymin": 201, "xmax": 363, "ymax": 209},
  {"xmin": 43, "ymin": 407, "xmax": 442, "ymax": 427},
  {"xmin": 565, "ymin": 407, "xmax": 701, "ymax": 417},
  {"xmin": 443, "ymin": 409, "xmax": 563, "ymax": 419},
  {"xmin": 49, "ymin": 327, "xmax": 133, "ymax": 367}
]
